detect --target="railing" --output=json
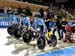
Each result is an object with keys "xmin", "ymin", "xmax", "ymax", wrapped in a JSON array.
[{"xmin": 61, "ymin": 9, "xmax": 75, "ymax": 19}]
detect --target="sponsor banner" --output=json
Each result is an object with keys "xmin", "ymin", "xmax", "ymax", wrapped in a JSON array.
[{"xmin": 0, "ymin": 14, "xmax": 10, "ymax": 28}]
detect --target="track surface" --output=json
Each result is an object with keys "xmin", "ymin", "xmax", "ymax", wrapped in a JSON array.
[{"xmin": 0, "ymin": 28, "xmax": 75, "ymax": 56}]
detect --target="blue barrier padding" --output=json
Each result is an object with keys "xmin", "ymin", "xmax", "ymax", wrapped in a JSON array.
[
  {"xmin": 71, "ymin": 22, "xmax": 75, "ymax": 25},
  {"xmin": 68, "ymin": 21, "xmax": 75, "ymax": 26},
  {"xmin": 0, "ymin": 21, "xmax": 75, "ymax": 28},
  {"xmin": 0, "ymin": 13, "xmax": 10, "ymax": 28},
  {"xmin": 0, "ymin": 13, "xmax": 75, "ymax": 28},
  {"xmin": 0, "ymin": 13, "xmax": 9, "ymax": 17},
  {"xmin": 0, "ymin": 26, "xmax": 8, "ymax": 28}
]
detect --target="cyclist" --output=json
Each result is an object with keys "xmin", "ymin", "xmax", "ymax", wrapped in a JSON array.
[
  {"xmin": 19, "ymin": 14, "xmax": 31, "ymax": 30},
  {"xmin": 32, "ymin": 14, "xmax": 47, "ymax": 32}
]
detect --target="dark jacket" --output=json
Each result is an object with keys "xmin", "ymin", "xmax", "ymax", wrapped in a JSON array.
[
  {"xmin": 55, "ymin": 19, "xmax": 62, "ymax": 29},
  {"xmin": 61, "ymin": 21, "xmax": 68, "ymax": 29}
]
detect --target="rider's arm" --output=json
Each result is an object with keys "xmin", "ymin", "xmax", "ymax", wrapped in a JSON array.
[
  {"xmin": 26, "ymin": 17, "xmax": 31, "ymax": 29},
  {"xmin": 10, "ymin": 15, "xmax": 14, "ymax": 24},
  {"xmin": 11, "ymin": 15, "xmax": 16, "ymax": 24},
  {"xmin": 18, "ymin": 17, "xmax": 22, "ymax": 27},
  {"xmin": 41, "ymin": 19, "xmax": 47, "ymax": 32},
  {"xmin": 33, "ymin": 20, "xmax": 37, "ymax": 31}
]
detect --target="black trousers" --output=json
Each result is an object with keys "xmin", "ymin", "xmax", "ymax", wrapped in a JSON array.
[
  {"xmin": 45, "ymin": 22, "xmax": 49, "ymax": 29},
  {"xmin": 61, "ymin": 29, "xmax": 66, "ymax": 39},
  {"xmin": 53, "ymin": 28, "xmax": 62, "ymax": 39}
]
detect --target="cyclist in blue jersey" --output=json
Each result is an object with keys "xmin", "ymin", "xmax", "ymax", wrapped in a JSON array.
[
  {"xmin": 9, "ymin": 12, "xmax": 20, "ymax": 25},
  {"xmin": 19, "ymin": 14, "xmax": 31, "ymax": 30},
  {"xmin": 32, "ymin": 14, "xmax": 47, "ymax": 32}
]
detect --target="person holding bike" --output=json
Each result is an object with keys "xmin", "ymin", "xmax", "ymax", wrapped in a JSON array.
[{"xmin": 53, "ymin": 16, "xmax": 62, "ymax": 40}]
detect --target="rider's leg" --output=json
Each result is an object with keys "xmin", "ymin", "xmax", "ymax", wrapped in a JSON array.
[{"xmin": 53, "ymin": 28, "xmax": 56, "ymax": 35}]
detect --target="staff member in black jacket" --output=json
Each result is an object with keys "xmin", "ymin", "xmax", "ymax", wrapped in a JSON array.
[{"xmin": 53, "ymin": 16, "xmax": 62, "ymax": 40}]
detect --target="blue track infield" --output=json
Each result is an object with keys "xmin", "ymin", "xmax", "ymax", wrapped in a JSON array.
[{"xmin": 37, "ymin": 46, "xmax": 75, "ymax": 56}]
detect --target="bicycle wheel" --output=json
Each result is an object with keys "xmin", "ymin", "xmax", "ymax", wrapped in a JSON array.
[
  {"xmin": 7, "ymin": 26, "xmax": 15, "ymax": 35},
  {"xmin": 37, "ymin": 35, "xmax": 46, "ymax": 50},
  {"xmin": 48, "ymin": 35, "xmax": 57, "ymax": 47},
  {"xmin": 14, "ymin": 29, "xmax": 22, "ymax": 39},
  {"xmin": 23, "ymin": 30, "xmax": 32, "ymax": 43}
]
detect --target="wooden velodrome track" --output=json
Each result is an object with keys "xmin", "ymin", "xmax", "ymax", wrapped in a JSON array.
[{"xmin": 0, "ymin": 0, "xmax": 48, "ymax": 11}]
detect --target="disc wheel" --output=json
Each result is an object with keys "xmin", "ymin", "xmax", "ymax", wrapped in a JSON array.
[
  {"xmin": 48, "ymin": 35, "xmax": 57, "ymax": 47},
  {"xmin": 23, "ymin": 30, "xmax": 32, "ymax": 43},
  {"xmin": 37, "ymin": 36, "xmax": 46, "ymax": 50},
  {"xmin": 14, "ymin": 29, "xmax": 22, "ymax": 39},
  {"xmin": 7, "ymin": 26, "xmax": 15, "ymax": 35}
]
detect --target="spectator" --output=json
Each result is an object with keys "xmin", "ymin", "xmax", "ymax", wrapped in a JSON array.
[
  {"xmin": 25, "ymin": 6, "xmax": 32, "ymax": 16},
  {"xmin": 7, "ymin": 8, "xmax": 10, "ymax": 14},
  {"xmin": 39, "ymin": 8, "xmax": 44, "ymax": 18},
  {"xmin": 46, "ymin": 8, "xmax": 54, "ymax": 20},
  {"xmin": 17, "ymin": 5, "xmax": 22, "ymax": 14}
]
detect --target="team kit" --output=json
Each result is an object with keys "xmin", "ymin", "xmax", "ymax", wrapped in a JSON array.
[{"xmin": 7, "ymin": 12, "xmax": 75, "ymax": 50}]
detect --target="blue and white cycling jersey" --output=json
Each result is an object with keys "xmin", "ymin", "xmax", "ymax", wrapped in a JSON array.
[
  {"xmin": 10, "ymin": 14, "xmax": 20, "ymax": 24},
  {"xmin": 19, "ymin": 16, "xmax": 31, "ymax": 28},
  {"xmin": 33, "ymin": 18, "xmax": 47, "ymax": 32}
]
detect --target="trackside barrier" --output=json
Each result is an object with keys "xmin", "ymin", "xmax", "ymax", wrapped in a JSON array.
[
  {"xmin": 0, "ymin": 13, "xmax": 75, "ymax": 28},
  {"xmin": 0, "ymin": 13, "xmax": 10, "ymax": 28}
]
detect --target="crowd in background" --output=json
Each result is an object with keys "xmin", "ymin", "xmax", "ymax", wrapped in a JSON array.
[{"xmin": 4, "ymin": 4, "xmax": 74, "ymax": 19}]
